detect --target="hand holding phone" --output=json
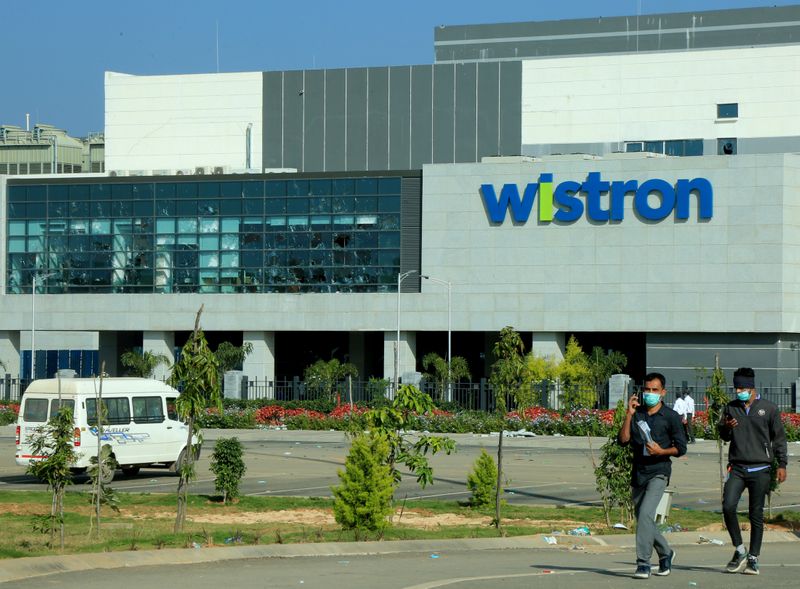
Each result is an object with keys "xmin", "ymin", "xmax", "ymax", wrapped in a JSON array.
[{"xmin": 628, "ymin": 394, "xmax": 640, "ymax": 415}]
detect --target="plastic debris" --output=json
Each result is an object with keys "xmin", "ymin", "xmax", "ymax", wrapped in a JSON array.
[
  {"xmin": 568, "ymin": 526, "xmax": 591, "ymax": 536},
  {"xmin": 543, "ymin": 536, "xmax": 558, "ymax": 545},
  {"xmin": 338, "ymin": 561, "xmax": 349, "ymax": 565},
  {"xmin": 571, "ymin": 545, "xmax": 585, "ymax": 551},
  {"xmin": 258, "ymin": 480, "xmax": 267, "ymax": 484},
  {"xmin": 697, "ymin": 499, "xmax": 709, "ymax": 504},
  {"xmin": 698, "ymin": 535, "xmax": 724, "ymax": 545},
  {"xmin": 542, "ymin": 570, "xmax": 553, "ymax": 574},
  {"xmin": 192, "ymin": 542, "xmax": 202, "ymax": 549},
  {"xmin": 613, "ymin": 523, "xmax": 628, "ymax": 530},
  {"xmin": 430, "ymin": 553, "xmax": 440, "ymax": 559},
  {"xmin": 689, "ymin": 583, "xmax": 697, "ymax": 587},
  {"xmin": 283, "ymin": 452, "xmax": 292, "ymax": 455}
]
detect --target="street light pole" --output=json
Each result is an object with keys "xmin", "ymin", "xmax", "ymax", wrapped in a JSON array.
[
  {"xmin": 421, "ymin": 275, "xmax": 452, "ymax": 401},
  {"xmin": 396, "ymin": 270, "xmax": 418, "ymax": 396}
]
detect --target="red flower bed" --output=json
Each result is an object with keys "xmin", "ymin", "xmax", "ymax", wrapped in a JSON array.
[{"xmin": 254, "ymin": 405, "xmax": 326, "ymax": 425}]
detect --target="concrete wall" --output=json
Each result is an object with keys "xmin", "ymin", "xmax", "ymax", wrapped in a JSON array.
[{"xmin": 105, "ymin": 71, "xmax": 263, "ymax": 173}]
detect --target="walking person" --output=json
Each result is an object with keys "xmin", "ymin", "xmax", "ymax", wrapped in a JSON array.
[
  {"xmin": 673, "ymin": 392, "xmax": 688, "ymax": 440},
  {"xmin": 619, "ymin": 373, "xmax": 687, "ymax": 579},
  {"xmin": 684, "ymin": 390, "xmax": 696, "ymax": 443},
  {"xmin": 719, "ymin": 367, "xmax": 788, "ymax": 575}
]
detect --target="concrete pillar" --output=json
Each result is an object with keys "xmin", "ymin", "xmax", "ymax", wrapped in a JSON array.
[
  {"xmin": 383, "ymin": 331, "xmax": 417, "ymax": 384},
  {"xmin": 243, "ymin": 331, "xmax": 275, "ymax": 391},
  {"xmin": 532, "ymin": 332, "xmax": 565, "ymax": 362},
  {"xmin": 0, "ymin": 331, "xmax": 21, "ymax": 376},
  {"xmin": 143, "ymin": 331, "xmax": 175, "ymax": 381},
  {"xmin": 98, "ymin": 331, "xmax": 118, "ymax": 376},
  {"xmin": 348, "ymin": 332, "xmax": 366, "ymax": 377}
]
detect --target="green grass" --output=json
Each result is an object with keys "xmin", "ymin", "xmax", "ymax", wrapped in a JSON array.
[{"xmin": 0, "ymin": 490, "xmax": 793, "ymax": 559}]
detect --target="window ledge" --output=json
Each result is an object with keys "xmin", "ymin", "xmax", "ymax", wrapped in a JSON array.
[{"xmin": 715, "ymin": 118, "xmax": 738, "ymax": 123}]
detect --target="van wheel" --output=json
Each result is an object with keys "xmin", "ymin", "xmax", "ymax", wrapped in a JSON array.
[
  {"xmin": 121, "ymin": 466, "xmax": 140, "ymax": 477},
  {"xmin": 99, "ymin": 457, "xmax": 117, "ymax": 484}
]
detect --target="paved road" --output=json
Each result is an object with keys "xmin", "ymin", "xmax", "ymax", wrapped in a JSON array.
[
  {"xmin": 2, "ymin": 427, "xmax": 800, "ymax": 511},
  {"xmin": 7, "ymin": 540, "xmax": 800, "ymax": 588}
]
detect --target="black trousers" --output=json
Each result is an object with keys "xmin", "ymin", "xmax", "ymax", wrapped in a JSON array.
[
  {"xmin": 684, "ymin": 413, "xmax": 694, "ymax": 442},
  {"xmin": 722, "ymin": 465, "xmax": 771, "ymax": 557}
]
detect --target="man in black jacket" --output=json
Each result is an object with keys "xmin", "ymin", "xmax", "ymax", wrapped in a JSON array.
[
  {"xmin": 718, "ymin": 367, "xmax": 788, "ymax": 576},
  {"xmin": 619, "ymin": 372, "xmax": 687, "ymax": 579}
]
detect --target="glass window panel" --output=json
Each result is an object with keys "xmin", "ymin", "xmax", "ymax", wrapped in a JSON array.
[
  {"xmin": 70, "ymin": 220, "xmax": 89, "ymax": 234},
  {"xmin": 200, "ymin": 252, "xmax": 219, "ymax": 267},
  {"xmin": 220, "ymin": 199, "xmax": 241, "ymax": 215},
  {"xmin": 156, "ymin": 235, "xmax": 175, "ymax": 246},
  {"xmin": 241, "ymin": 251, "xmax": 263, "ymax": 267},
  {"xmin": 8, "ymin": 237, "xmax": 26, "ymax": 252},
  {"xmin": 220, "ymin": 182, "xmax": 242, "ymax": 198},
  {"xmin": 644, "ymin": 141, "xmax": 664, "ymax": 154},
  {"xmin": 684, "ymin": 139, "xmax": 703, "ymax": 156},
  {"xmin": 27, "ymin": 201, "xmax": 46, "ymax": 217},
  {"xmin": 333, "ymin": 232, "xmax": 352, "ymax": 249},
  {"xmin": 199, "ymin": 200, "xmax": 219, "ymax": 215},
  {"xmin": 9, "ymin": 221, "xmax": 26, "ymax": 236},
  {"xmin": 244, "ymin": 198, "xmax": 264, "ymax": 214},
  {"xmin": 199, "ymin": 235, "xmax": 218, "ymax": 250},
  {"xmin": 50, "ymin": 185, "xmax": 69, "ymax": 200},
  {"xmin": 156, "ymin": 183, "xmax": 176, "ymax": 199},
  {"xmin": 198, "ymin": 182, "xmax": 219, "ymax": 197},
  {"xmin": 665, "ymin": 140, "xmax": 684, "ymax": 157},
  {"xmin": 27, "ymin": 236, "xmax": 44, "ymax": 252},
  {"xmin": 112, "ymin": 201, "xmax": 132, "ymax": 217},
  {"xmin": 177, "ymin": 236, "xmax": 198, "ymax": 248},
  {"xmin": 718, "ymin": 138, "xmax": 737, "ymax": 155},
  {"xmin": 287, "ymin": 198, "xmax": 308, "ymax": 214},
  {"xmin": 288, "ymin": 232, "xmax": 309, "ymax": 248},
  {"xmin": 355, "ymin": 178, "xmax": 378, "ymax": 195},
  {"xmin": 355, "ymin": 196, "xmax": 377, "ymax": 212},
  {"xmin": 114, "ymin": 220, "xmax": 133, "ymax": 233},
  {"xmin": 28, "ymin": 221, "xmax": 45, "ymax": 236},
  {"xmin": 8, "ymin": 186, "xmax": 26, "ymax": 202},
  {"xmin": 334, "ymin": 215, "xmax": 354, "ymax": 226},
  {"xmin": 8, "ymin": 202, "xmax": 26, "ymax": 218},
  {"xmin": 177, "ymin": 200, "xmax": 196, "ymax": 215},
  {"xmin": 221, "ymin": 217, "xmax": 240, "ymax": 232},
  {"xmin": 626, "ymin": 142, "xmax": 643, "ymax": 152},
  {"xmin": 132, "ymin": 183, "xmax": 154, "ymax": 200},
  {"xmin": 157, "ymin": 200, "xmax": 175, "ymax": 217},
  {"xmin": 177, "ymin": 183, "xmax": 197, "ymax": 198},
  {"xmin": 92, "ymin": 201, "xmax": 111, "ymax": 217},
  {"xmin": 355, "ymin": 232, "xmax": 378, "ymax": 248},
  {"xmin": 308, "ymin": 179, "xmax": 331, "ymax": 195},
  {"xmin": 380, "ymin": 214, "xmax": 399, "ymax": 230},
  {"xmin": 221, "ymin": 234, "xmax": 238, "ymax": 250},
  {"xmin": 266, "ymin": 216, "xmax": 286, "ymax": 228},
  {"xmin": 220, "ymin": 252, "xmax": 239, "ymax": 267},
  {"xmin": 90, "ymin": 184, "xmax": 109, "ymax": 200},
  {"xmin": 111, "ymin": 184, "xmax": 132, "ymax": 198},
  {"xmin": 156, "ymin": 218, "xmax": 175, "ymax": 233},
  {"xmin": 91, "ymin": 219, "xmax": 111, "ymax": 234},
  {"xmin": 332, "ymin": 178, "xmax": 355, "ymax": 195},
  {"xmin": 199, "ymin": 270, "xmax": 218, "ymax": 292},
  {"xmin": 266, "ymin": 198, "xmax": 286, "ymax": 214},
  {"xmin": 288, "ymin": 216, "xmax": 309, "ymax": 228},
  {"xmin": 265, "ymin": 251, "xmax": 286, "ymax": 266},
  {"xmin": 287, "ymin": 180, "xmax": 308, "ymax": 196},
  {"xmin": 378, "ymin": 177, "xmax": 401, "ymax": 194},
  {"xmin": 200, "ymin": 218, "xmax": 219, "ymax": 233},
  {"xmin": 378, "ymin": 195, "xmax": 400, "ymax": 212},
  {"xmin": 48, "ymin": 201, "xmax": 67, "ymax": 217},
  {"xmin": 69, "ymin": 200, "xmax": 90, "ymax": 217},
  {"xmin": 265, "ymin": 181, "xmax": 286, "ymax": 196},
  {"xmin": 242, "ymin": 181, "xmax": 263, "ymax": 197},
  {"xmin": 311, "ymin": 215, "xmax": 331, "ymax": 226},
  {"xmin": 717, "ymin": 103, "xmax": 738, "ymax": 118},
  {"xmin": 356, "ymin": 215, "xmax": 378, "ymax": 227},
  {"xmin": 379, "ymin": 233, "xmax": 400, "ymax": 248},
  {"xmin": 178, "ymin": 218, "xmax": 198, "ymax": 233},
  {"xmin": 134, "ymin": 201, "xmax": 153, "ymax": 216},
  {"xmin": 332, "ymin": 196, "xmax": 355, "ymax": 213},
  {"xmin": 310, "ymin": 197, "xmax": 330, "ymax": 213},
  {"xmin": 132, "ymin": 397, "xmax": 164, "ymax": 423},
  {"xmin": 23, "ymin": 398, "xmax": 48, "ymax": 422}
]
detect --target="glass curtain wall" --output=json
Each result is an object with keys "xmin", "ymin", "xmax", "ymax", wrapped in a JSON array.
[{"xmin": 6, "ymin": 176, "xmax": 402, "ymax": 294}]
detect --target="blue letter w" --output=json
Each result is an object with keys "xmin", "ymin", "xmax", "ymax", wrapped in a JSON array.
[{"xmin": 480, "ymin": 183, "xmax": 537, "ymax": 223}]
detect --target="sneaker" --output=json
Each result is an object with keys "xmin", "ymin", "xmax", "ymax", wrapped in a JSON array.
[
  {"xmin": 726, "ymin": 550, "xmax": 748, "ymax": 573},
  {"xmin": 654, "ymin": 550, "xmax": 676, "ymax": 576},
  {"xmin": 633, "ymin": 565, "xmax": 651, "ymax": 579},
  {"xmin": 743, "ymin": 555, "xmax": 759, "ymax": 575}
]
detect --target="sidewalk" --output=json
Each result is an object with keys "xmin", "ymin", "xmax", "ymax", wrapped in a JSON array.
[{"xmin": 1, "ymin": 530, "xmax": 797, "ymax": 585}]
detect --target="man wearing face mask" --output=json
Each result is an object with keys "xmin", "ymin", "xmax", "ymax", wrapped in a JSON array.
[
  {"xmin": 619, "ymin": 372, "xmax": 687, "ymax": 579},
  {"xmin": 718, "ymin": 367, "xmax": 788, "ymax": 576}
]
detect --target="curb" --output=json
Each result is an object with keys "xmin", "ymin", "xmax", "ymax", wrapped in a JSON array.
[{"xmin": 1, "ymin": 530, "xmax": 797, "ymax": 585}]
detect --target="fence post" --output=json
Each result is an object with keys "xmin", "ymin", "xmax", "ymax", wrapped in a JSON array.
[
  {"xmin": 480, "ymin": 378, "xmax": 488, "ymax": 411},
  {"xmin": 292, "ymin": 376, "xmax": 301, "ymax": 401},
  {"xmin": 2, "ymin": 373, "xmax": 9, "ymax": 402},
  {"xmin": 240, "ymin": 375, "xmax": 248, "ymax": 401}
]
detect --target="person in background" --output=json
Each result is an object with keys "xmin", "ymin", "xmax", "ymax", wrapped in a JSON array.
[
  {"xmin": 683, "ymin": 390, "xmax": 696, "ymax": 444},
  {"xmin": 718, "ymin": 367, "xmax": 788, "ymax": 576},
  {"xmin": 619, "ymin": 372, "xmax": 687, "ymax": 579},
  {"xmin": 673, "ymin": 392, "xmax": 688, "ymax": 439}
]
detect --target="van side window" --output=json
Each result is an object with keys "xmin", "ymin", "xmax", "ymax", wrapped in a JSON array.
[
  {"xmin": 166, "ymin": 397, "xmax": 179, "ymax": 421},
  {"xmin": 86, "ymin": 398, "xmax": 131, "ymax": 426},
  {"xmin": 133, "ymin": 397, "xmax": 165, "ymax": 424},
  {"xmin": 49, "ymin": 399, "xmax": 75, "ymax": 419},
  {"xmin": 22, "ymin": 398, "xmax": 49, "ymax": 422}
]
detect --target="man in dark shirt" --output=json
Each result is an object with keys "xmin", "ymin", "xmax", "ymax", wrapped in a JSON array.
[
  {"xmin": 619, "ymin": 372, "xmax": 687, "ymax": 579},
  {"xmin": 718, "ymin": 367, "xmax": 788, "ymax": 576}
]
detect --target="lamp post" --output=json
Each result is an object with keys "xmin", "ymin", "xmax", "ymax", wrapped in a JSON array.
[
  {"xmin": 31, "ymin": 272, "xmax": 57, "ymax": 381},
  {"xmin": 395, "ymin": 270, "xmax": 418, "ymax": 395},
  {"xmin": 421, "ymin": 275, "xmax": 452, "ymax": 401}
]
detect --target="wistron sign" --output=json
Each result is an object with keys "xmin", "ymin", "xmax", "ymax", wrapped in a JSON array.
[{"xmin": 480, "ymin": 172, "xmax": 713, "ymax": 224}]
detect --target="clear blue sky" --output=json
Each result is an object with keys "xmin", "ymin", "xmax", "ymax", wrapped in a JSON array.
[{"xmin": 2, "ymin": 0, "xmax": 796, "ymax": 137}]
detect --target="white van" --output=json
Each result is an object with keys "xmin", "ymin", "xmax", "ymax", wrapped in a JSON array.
[{"xmin": 15, "ymin": 377, "xmax": 196, "ymax": 482}]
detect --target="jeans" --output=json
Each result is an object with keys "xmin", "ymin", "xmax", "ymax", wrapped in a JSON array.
[
  {"xmin": 632, "ymin": 474, "xmax": 671, "ymax": 566},
  {"xmin": 722, "ymin": 465, "xmax": 771, "ymax": 557}
]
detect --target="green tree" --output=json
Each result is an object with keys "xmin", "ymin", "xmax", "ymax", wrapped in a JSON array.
[
  {"xmin": 331, "ymin": 433, "xmax": 395, "ymax": 539},
  {"xmin": 210, "ymin": 437, "xmax": 247, "ymax": 504},
  {"xmin": 214, "ymin": 342, "xmax": 254, "ymax": 373},
  {"xmin": 489, "ymin": 326, "xmax": 527, "ymax": 529},
  {"xmin": 587, "ymin": 347, "xmax": 627, "ymax": 405},
  {"xmin": 594, "ymin": 399, "xmax": 634, "ymax": 527},
  {"xmin": 365, "ymin": 384, "xmax": 455, "ymax": 488},
  {"xmin": 421, "ymin": 352, "xmax": 471, "ymax": 402},
  {"xmin": 119, "ymin": 349, "xmax": 170, "ymax": 378},
  {"xmin": 168, "ymin": 305, "xmax": 221, "ymax": 533},
  {"xmin": 522, "ymin": 352, "xmax": 559, "ymax": 410},
  {"xmin": 467, "ymin": 449, "xmax": 499, "ymax": 508},
  {"xmin": 557, "ymin": 336, "xmax": 593, "ymax": 410},
  {"xmin": 27, "ymin": 405, "xmax": 76, "ymax": 550},
  {"xmin": 304, "ymin": 358, "xmax": 359, "ymax": 400}
]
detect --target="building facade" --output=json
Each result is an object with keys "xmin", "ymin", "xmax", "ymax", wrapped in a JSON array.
[{"xmin": 3, "ymin": 5, "xmax": 800, "ymax": 393}]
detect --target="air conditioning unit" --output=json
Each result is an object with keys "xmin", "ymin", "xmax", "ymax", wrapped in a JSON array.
[
  {"xmin": 212, "ymin": 166, "xmax": 225, "ymax": 175},
  {"xmin": 194, "ymin": 166, "xmax": 206, "ymax": 175}
]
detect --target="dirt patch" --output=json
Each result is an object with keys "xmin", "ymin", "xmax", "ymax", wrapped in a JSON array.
[{"xmin": 697, "ymin": 521, "xmax": 797, "ymax": 533}]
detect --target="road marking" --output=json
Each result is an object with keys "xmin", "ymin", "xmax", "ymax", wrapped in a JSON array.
[
  {"xmin": 247, "ymin": 485, "xmax": 332, "ymax": 496},
  {"xmin": 113, "ymin": 477, "xmax": 215, "ymax": 490}
]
